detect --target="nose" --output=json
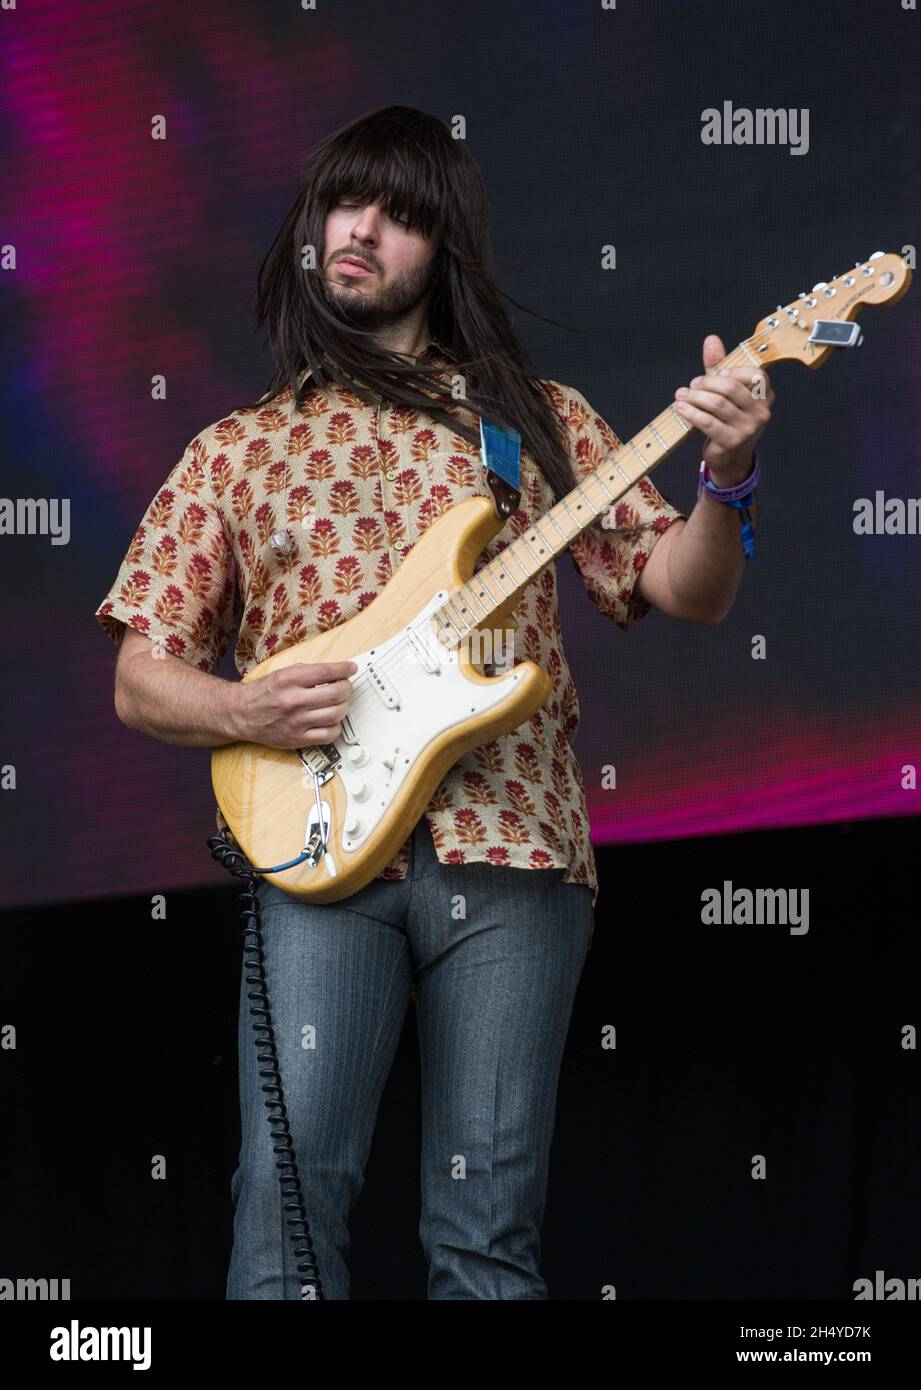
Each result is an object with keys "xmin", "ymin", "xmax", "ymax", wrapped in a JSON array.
[{"xmin": 348, "ymin": 206, "xmax": 381, "ymax": 245}]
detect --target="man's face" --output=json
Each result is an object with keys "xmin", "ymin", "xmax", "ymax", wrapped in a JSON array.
[{"xmin": 322, "ymin": 194, "xmax": 438, "ymax": 328}]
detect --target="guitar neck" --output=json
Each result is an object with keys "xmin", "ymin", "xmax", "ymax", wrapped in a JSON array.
[{"xmin": 436, "ymin": 338, "xmax": 762, "ymax": 643}]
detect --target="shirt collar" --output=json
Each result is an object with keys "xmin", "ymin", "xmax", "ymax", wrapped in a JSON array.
[{"xmin": 418, "ymin": 335, "xmax": 457, "ymax": 363}]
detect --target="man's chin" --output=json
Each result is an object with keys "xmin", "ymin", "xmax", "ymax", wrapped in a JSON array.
[
  {"xmin": 331, "ymin": 280, "xmax": 379, "ymax": 307},
  {"xmin": 329, "ymin": 294, "xmax": 384, "ymax": 331},
  {"xmin": 332, "ymin": 277, "xmax": 370, "ymax": 296}
]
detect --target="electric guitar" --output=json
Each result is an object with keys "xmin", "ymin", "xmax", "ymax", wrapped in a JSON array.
[{"xmin": 211, "ymin": 251, "xmax": 911, "ymax": 901}]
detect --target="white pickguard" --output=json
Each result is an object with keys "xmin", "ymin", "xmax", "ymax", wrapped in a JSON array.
[{"xmin": 300, "ymin": 589, "xmax": 523, "ymax": 867}]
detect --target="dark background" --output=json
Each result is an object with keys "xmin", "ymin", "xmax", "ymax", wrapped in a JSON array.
[
  {"xmin": 1, "ymin": 0, "xmax": 918, "ymax": 1303},
  {"xmin": 5, "ymin": 815, "xmax": 918, "ymax": 1300}
]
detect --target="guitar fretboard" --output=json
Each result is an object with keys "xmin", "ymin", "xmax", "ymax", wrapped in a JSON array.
[{"xmin": 433, "ymin": 338, "xmax": 762, "ymax": 646}]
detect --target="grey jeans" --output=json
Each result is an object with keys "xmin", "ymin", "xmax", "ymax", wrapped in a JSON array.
[{"xmin": 226, "ymin": 811, "xmax": 594, "ymax": 1300}]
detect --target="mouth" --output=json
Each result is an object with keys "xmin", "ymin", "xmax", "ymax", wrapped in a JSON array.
[{"xmin": 337, "ymin": 256, "xmax": 374, "ymax": 276}]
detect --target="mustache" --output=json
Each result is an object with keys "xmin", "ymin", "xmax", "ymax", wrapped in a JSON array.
[{"xmin": 334, "ymin": 249, "xmax": 378, "ymax": 271}]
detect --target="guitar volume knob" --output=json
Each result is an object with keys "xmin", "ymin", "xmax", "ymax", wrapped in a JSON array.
[{"xmin": 346, "ymin": 744, "xmax": 370, "ymax": 767}]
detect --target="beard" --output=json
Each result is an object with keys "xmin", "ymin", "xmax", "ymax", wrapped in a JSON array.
[{"xmin": 324, "ymin": 254, "xmax": 437, "ymax": 331}]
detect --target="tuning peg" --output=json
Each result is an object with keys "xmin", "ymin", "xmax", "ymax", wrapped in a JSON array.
[
  {"xmin": 869, "ymin": 250, "xmax": 884, "ymax": 259},
  {"xmin": 811, "ymin": 282, "xmax": 828, "ymax": 291}
]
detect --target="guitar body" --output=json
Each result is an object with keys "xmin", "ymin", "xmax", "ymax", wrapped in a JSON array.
[{"xmin": 211, "ymin": 495, "xmax": 553, "ymax": 902}]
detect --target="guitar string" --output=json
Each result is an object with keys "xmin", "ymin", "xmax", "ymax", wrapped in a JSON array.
[
  {"xmin": 333, "ymin": 377, "xmax": 716, "ymax": 713},
  {"xmin": 295, "ymin": 405, "xmax": 691, "ymax": 733},
  {"xmin": 277, "ymin": 336, "xmax": 759, "ymax": 734},
  {"xmin": 290, "ymin": 526, "xmax": 568, "ymax": 735},
  {"xmin": 272, "ymin": 404, "xmax": 520, "ymax": 724}
]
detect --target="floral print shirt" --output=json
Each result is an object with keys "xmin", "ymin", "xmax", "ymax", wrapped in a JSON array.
[{"xmin": 95, "ymin": 340, "xmax": 685, "ymax": 909}]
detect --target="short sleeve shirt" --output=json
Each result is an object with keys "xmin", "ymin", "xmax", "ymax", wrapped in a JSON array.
[{"xmin": 95, "ymin": 341, "xmax": 685, "ymax": 907}]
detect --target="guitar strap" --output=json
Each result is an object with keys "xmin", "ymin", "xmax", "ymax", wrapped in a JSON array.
[
  {"xmin": 483, "ymin": 466, "xmax": 520, "ymax": 520},
  {"xmin": 479, "ymin": 413, "xmax": 522, "ymax": 521}
]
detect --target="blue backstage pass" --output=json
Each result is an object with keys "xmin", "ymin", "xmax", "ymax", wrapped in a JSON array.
[{"xmin": 480, "ymin": 415, "xmax": 521, "ymax": 491}]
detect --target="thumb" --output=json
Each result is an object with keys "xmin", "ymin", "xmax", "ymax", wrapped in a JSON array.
[{"xmin": 702, "ymin": 334, "xmax": 725, "ymax": 372}]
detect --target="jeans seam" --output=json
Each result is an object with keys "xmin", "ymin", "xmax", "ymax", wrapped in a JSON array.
[
  {"xmin": 485, "ymin": 981, "xmax": 507, "ymax": 1293},
  {"xmin": 363, "ymin": 934, "xmax": 411, "ymax": 1096}
]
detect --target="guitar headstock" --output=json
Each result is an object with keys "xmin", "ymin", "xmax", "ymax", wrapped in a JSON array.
[{"xmin": 749, "ymin": 252, "xmax": 912, "ymax": 369}]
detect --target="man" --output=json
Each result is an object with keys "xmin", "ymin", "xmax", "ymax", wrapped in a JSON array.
[{"xmin": 95, "ymin": 105, "xmax": 772, "ymax": 1300}]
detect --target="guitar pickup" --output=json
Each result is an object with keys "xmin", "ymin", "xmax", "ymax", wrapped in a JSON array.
[
  {"xmin": 365, "ymin": 661, "xmax": 400, "ymax": 708},
  {"xmin": 407, "ymin": 621, "xmax": 441, "ymax": 674},
  {"xmin": 340, "ymin": 712, "xmax": 359, "ymax": 744}
]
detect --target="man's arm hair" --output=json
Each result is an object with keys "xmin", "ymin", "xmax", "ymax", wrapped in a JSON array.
[
  {"xmin": 113, "ymin": 627, "xmax": 359, "ymax": 751},
  {"xmin": 114, "ymin": 627, "xmax": 244, "ymax": 748}
]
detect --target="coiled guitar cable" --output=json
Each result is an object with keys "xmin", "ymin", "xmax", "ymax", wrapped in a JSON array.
[{"xmin": 207, "ymin": 827, "xmax": 324, "ymax": 1300}]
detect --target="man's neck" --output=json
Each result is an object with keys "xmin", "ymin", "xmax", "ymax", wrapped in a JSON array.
[{"xmin": 371, "ymin": 319, "xmax": 433, "ymax": 361}]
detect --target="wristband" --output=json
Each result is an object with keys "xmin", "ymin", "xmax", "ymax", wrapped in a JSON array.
[{"xmin": 697, "ymin": 450, "xmax": 760, "ymax": 561}]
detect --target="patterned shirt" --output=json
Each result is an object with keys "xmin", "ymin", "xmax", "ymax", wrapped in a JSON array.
[{"xmin": 95, "ymin": 339, "xmax": 686, "ymax": 908}]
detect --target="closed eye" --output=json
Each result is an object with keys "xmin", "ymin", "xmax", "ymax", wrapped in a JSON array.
[{"xmin": 337, "ymin": 199, "xmax": 410, "ymax": 228}]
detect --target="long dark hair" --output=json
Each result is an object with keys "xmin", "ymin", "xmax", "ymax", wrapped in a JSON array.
[{"xmin": 240, "ymin": 105, "xmax": 579, "ymax": 504}]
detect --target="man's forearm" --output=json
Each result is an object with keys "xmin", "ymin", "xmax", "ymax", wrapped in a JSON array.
[
  {"xmin": 663, "ymin": 487, "xmax": 758, "ymax": 624},
  {"xmin": 116, "ymin": 644, "xmax": 245, "ymax": 748}
]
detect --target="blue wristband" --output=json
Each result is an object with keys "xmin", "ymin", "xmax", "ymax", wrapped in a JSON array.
[{"xmin": 697, "ymin": 452, "xmax": 760, "ymax": 561}]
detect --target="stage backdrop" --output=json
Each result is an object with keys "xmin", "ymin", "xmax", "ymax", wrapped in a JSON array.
[{"xmin": 1, "ymin": 0, "xmax": 918, "ymax": 907}]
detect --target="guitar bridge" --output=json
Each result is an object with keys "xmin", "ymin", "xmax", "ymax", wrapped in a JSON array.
[{"xmin": 297, "ymin": 743, "xmax": 341, "ymax": 782}]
